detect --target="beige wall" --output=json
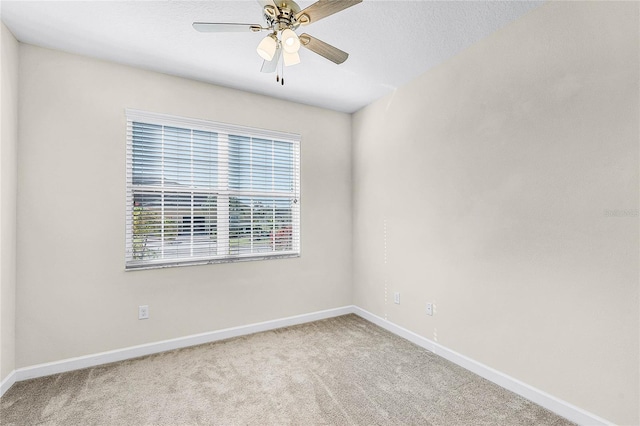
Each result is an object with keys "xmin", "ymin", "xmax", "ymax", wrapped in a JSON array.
[
  {"xmin": 16, "ymin": 44, "xmax": 352, "ymax": 368},
  {"xmin": 352, "ymin": 2, "xmax": 639, "ymax": 424},
  {"xmin": 1, "ymin": 22, "xmax": 19, "ymax": 382}
]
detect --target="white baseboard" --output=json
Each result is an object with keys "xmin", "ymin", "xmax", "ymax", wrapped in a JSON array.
[
  {"xmin": 0, "ymin": 370, "xmax": 16, "ymax": 397},
  {"xmin": 351, "ymin": 306, "xmax": 612, "ymax": 426},
  {"xmin": 11, "ymin": 305, "xmax": 353, "ymax": 385},
  {"xmin": 3, "ymin": 304, "xmax": 613, "ymax": 426}
]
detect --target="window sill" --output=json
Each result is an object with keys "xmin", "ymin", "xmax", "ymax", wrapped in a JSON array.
[{"xmin": 125, "ymin": 252, "xmax": 300, "ymax": 271}]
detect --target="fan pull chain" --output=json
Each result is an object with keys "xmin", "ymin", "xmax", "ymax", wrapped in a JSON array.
[{"xmin": 274, "ymin": 50, "xmax": 284, "ymax": 86}]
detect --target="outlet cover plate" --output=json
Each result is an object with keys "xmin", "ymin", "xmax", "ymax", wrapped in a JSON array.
[
  {"xmin": 138, "ymin": 305, "xmax": 149, "ymax": 320},
  {"xmin": 426, "ymin": 303, "xmax": 433, "ymax": 316}
]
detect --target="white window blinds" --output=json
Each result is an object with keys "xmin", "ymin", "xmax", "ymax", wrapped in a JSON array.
[{"xmin": 125, "ymin": 110, "xmax": 300, "ymax": 270}]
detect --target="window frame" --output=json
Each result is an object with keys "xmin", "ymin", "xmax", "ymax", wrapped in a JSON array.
[{"xmin": 125, "ymin": 109, "xmax": 301, "ymax": 270}]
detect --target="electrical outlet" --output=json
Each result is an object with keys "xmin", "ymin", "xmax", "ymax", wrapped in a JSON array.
[
  {"xmin": 426, "ymin": 303, "xmax": 433, "ymax": 316},
  {"xmin": 138, "ymin": 305, "xmax": 149, "ymax": 320},
  {"xmin": 393, "ymin": 292, "xmax": 400, "ymax": 304}
]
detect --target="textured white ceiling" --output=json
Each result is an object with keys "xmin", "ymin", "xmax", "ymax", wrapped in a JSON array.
[{"xmin": 0, "ymin": 0, "xmax": 542, "ymax": 113}]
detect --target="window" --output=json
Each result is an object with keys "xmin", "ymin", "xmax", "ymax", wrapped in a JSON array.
[{"xmin": 125, "ymin": 110, "xmax": 300, "ymax": 270}]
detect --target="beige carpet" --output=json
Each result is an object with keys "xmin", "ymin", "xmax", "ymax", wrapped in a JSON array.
[{"xmin": 1, "ymin": 314, "xmax": 573, "ymax": 425}]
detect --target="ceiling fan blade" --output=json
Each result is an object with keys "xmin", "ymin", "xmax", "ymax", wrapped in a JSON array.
[
  {"xmin": 261, "ymin": 46, "xmax": 282, "ymax": 73},
  {"xmin": 192, "ymin": 22, "xmax": 263, "ymax": 33},
  {"xmin": 295, "ymin": 0, "xmax": 362, "ymax": 26},
  {"xmin": 299, "ymin": 34, "xmax": 349, "ymax": 64}
]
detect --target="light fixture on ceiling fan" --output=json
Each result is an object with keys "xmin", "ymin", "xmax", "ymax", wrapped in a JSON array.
[{"xmin": 193, "ymin": 0, "xmax": 362, "ymax": 85}]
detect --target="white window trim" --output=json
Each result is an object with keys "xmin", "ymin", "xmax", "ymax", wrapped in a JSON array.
[
  {"xmin": 126, "ymin": 109, "xmax": 300, "ymax": 143},
  {"xmin": 125, "ymin": 109, "xmax": 301, "ymax": 271}
]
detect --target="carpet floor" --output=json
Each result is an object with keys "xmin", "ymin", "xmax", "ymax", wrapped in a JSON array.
[{"xmin": 1, "ymin": 314, "xmax": 573, "ymax": 425}]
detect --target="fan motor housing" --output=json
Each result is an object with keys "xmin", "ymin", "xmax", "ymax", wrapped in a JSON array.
[{"xmin": 265, "ymin": 0, "xmax": 302, "ymax": 29}]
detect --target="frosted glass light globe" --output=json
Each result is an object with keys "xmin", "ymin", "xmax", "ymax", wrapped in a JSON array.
[
  {"xmin": 257, "ymin": 35, "xmax": 277, "ymax": 61},
  {"xmin": 283, "ymin": 50, "xmax": 300, "ymax": 66},
  {"xmin": 281, "ymin": 29, "xmax": 300, "ymax": 54}
]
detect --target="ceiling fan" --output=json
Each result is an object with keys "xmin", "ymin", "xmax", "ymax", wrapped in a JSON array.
[{"xmin": 193, "ymin": 0, "xmax": 362, "ymax": 84}]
